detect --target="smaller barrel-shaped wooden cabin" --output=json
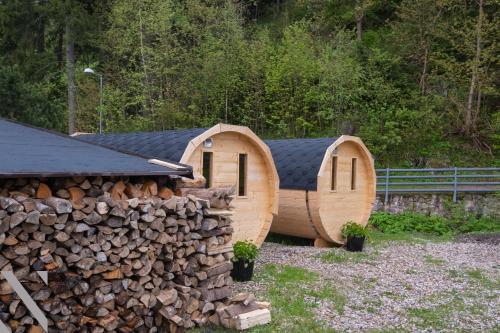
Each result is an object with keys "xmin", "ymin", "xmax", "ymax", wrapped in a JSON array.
[
  {"xmin": 79, "ymin": 124, "xmax": 279, "ymax": 246},
  {"xmin": 265, "ymin": 136, "xmax": 376, "ymax": 245}
]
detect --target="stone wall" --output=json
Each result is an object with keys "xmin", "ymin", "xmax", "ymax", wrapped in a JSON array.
[
  {"xmin": 374, "ymin": 193, "xmax": 500, "ymax": 218},
  {"xmin": 0, "ymin": 176, "xmax": 234, "ymax": 332}
]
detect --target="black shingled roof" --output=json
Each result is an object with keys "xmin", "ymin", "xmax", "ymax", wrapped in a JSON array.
[
  {"xmin": 0, "ymin": 119, "xmax": 192, "ymax": 178},
  {"xmin": 265, "ymin": 138, "xmax": 337, "ymax": 191},
  {"xmin": 77, "ymin": 128, "xmax": 208, "ymax": 162}
]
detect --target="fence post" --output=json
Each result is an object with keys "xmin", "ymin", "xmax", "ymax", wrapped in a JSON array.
[
  {"xmin": 384, "ymin": 168, "xmax": 390, "ymax": 206},
  {"xmin": 453, "ymin": 167, "xmax": 458, "ymax": 202}
]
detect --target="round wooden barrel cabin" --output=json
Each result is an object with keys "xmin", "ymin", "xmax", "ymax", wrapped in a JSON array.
[
  {"xmin": 78, "ymin": 124, "xmax": 279, "ymax": 246},
  {"xmin": 265, "ymin": 135, "xmax": 376, "ymax": 246}
]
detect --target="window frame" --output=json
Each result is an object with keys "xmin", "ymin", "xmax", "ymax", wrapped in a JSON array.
[
  {"xmin": 331, "ymin": 155, "xmax": 338, "ymax": 191},
  {"xmin": 202, "ymin": 151, "xmax": 213, "ymax": 189},
  {"xmin": 237, "ymin": 153, "xmax": 248, "ymax": 197},
  {"xmin": 351, "ymin": 157, "xmax": 357, "ymax": 190}
]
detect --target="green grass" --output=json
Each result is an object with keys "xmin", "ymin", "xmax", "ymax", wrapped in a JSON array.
[
  {"xmin": 407, "ymin": 291, "xmax": 490, "ymax": 331},
  {"xmin": 218, "ymin": 264, "xmax": 342, "ymax": 333},
  {"xmin": 369, "ymin": 211, "xmax": 500, "ymax": 236},
  {"xmin": 465, "ymin": 269, "xmax": 500, "ymax": 289},
  {"xmin": 319, "ymin": 249, "xmax": 376, "ymax": 264},
  {"xmin": 424, "ymin": 255, "xmax": 447, "ymax": 265},
  {"xmin": 368, "ymin": 230, "xmax": 453, "ymax": 246},
  {"xmin": 250, "ymin": 264, "xmax": 340, "ymax": 332},
  {"xmin": 306, "ymin": 285, "xmax": 347, "ymax": 314}
]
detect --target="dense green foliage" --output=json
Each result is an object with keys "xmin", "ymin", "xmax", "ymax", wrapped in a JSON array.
[
  {"xmin": 369, "ymin": 212, "xmax": 500, "ymax": 235},
  {"xmin": 0, "ymin": 0, "xmax": 498, "ymax": 166},
  {"xmin": 341, "ymin": 221, "xmax": 369, "ymax": 238},
  {"xmin": 233, "ymin": 240, "xmax": 259, "ymax": 262}
]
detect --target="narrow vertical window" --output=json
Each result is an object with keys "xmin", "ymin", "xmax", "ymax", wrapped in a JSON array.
[
  {"xmin": 351, "ymin": 158, "xmax": 357, "ymax": 190},
  {"xmin": 331, "ymin": 156, "xmax": 338, "ymax": 191},
  {"xmin": 238, "ymin": 153, "xmax": 247, "ymax": 196},
  {"xmin": 202, "ymin": 152, "xmax": 212, "ymax": 188}
]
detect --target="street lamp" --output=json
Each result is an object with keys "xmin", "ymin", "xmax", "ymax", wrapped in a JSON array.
[{"xmin": 83, "ymin": 67, "xmax": 104, "ymax": 134}]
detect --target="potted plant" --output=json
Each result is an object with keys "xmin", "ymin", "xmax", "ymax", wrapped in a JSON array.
[
  {"xmin": 231, "ymin": 240, "xmax": 258, "ymax": 282},
  {"xmin": 341, "ymin": 222, "xmax": 368, "ymax": 252}
]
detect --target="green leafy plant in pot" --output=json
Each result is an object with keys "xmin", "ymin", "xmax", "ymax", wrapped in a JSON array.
[
  {"xmin": 231, "ymin": 240, "xmax": 258, "ymax": 282},
  {"xmin": 341, "ymin": 221, "xmax": 368, "ymax": 252}
]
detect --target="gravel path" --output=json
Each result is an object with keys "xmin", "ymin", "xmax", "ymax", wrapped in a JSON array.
[{"xmin": 236, "ymin": 239, "xmax": 500, "ymax": 332}]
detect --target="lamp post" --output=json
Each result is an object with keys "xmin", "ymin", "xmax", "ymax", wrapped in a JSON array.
[{"xmin": 83, "ymin": 67, "xmax": 104, "ymax": 134}]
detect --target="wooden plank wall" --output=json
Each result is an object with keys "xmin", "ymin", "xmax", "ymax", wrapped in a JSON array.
[{"xmin": 186, "ymin": 132, "xmax": 274, "ymax": 245}]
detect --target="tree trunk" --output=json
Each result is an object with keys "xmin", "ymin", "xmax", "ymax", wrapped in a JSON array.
[
  {"xmin": 35, "ymin": 15, "xmax": 45, "ymax": 53},
  {"xmin": 465, "ymin": 0, "xmax": 483, "ymax": 136},
  {"xmin": 224, "ymin": 88, "xmax": 228, "ymax": 123},
  {"xmin": 356, "ymin": 17, "xmax": 363, "ymax": 40},
  {"xmin": 355, "ymin": 1, "xmax": 363, "ymax": 40},
  {"xmin": 138, "ymin": 8, "xmax": 154, "ymax": 118},
  {"xmin": 419, "ymin": 45, "xmax": 428, "ymax": 95},
  {"xmin": 65, "ymin": 14, "xmax": 76, "ymax": 135}
]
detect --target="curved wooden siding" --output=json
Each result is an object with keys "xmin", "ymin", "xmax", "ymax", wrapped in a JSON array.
[
  {"xmin": 180, "ymin": 124, "xmax": 279, "ymax": 246},
  {"xmin": 269, "ymin": 189, "xmax": 319, "ymax": 239},
  {"xmin": 314, "ymin": 137, "xmax": 376, "ymax": 243},
  {"xmin": 270, "ymin": 136, "xmax": 376, "ymax": 245}
]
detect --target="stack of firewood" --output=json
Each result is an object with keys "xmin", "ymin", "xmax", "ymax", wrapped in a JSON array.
[
  {"xmin": 175, "ymin": 177, "xmax": 235, "ymax": 210},
  {"xmin": 210, "ymin": 293, "xmax": 271, "ymax": 330},
  {"xmin": 0, "ymin": 176, "xmax": 235, "ymax": 332}
]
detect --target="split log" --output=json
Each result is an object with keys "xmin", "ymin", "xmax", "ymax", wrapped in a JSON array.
[
  {"xmin": 35, "ymin": 183, "xmax": 52, "ymax": 199},
  {"xmin": 176, "ymin": 187, "xmax": 235, "ymax": 209}
]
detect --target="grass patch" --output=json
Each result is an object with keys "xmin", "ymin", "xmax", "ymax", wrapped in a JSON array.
[
  {"xmin": 194, "ymin": 264, "xmax": 340, "ymax": 333},
  {"xmin": 368, "ymin": 230, "xmax": 452, "ymax": 246},
  {"xmin": 249, "ymin": 264, "xmax": 340, "ymax": 332},
  {"xmin": 448, "ymin": 269, "xmax": 461, "ymax": 279},
  {"xmin": 320, "ymin": 249, "xmax": 375, "ymax": 264},
  {"xmin": 404, "ymin": 268, "xmax": 417, "ymax": 274},
  {"xmin": 408, "ymin": 290, "xmax": 492, "ymax": 331},
  {"xmin": 306, "ymin": 285, "xmax": 347, "ymax": 314},
  {"xmin": 369, "ymin": 211, "xmax": 500, "ymax": 237},
  {"xmin": 465, "ymin": 269, "xmax": 500, "ymax": 289},
  {"xmin": 424, "ymin": 255, "xmax": 446, "ymax": 265},
  {"xmin": 408, "ymin": 292, "xmax": 465, "ymax": 330}
]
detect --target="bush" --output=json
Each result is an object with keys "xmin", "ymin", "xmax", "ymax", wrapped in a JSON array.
[
  {"xmin": 457, "ymin": 216, "xmax": 500, "ymax": 233},
  {"xmin": 369, "ymin": 212, "xmax": 500, "ymax": 235},
  {"xmin": 369, "ymin": 212, "xmax": 453, "ymax": 235},
  {"xmin": 341, "ymin": 222, "xmax": 369, "ymax": 238},
  {"xmin": 233, "ymin": 240, "xmax": 259, "ymax": 262}
]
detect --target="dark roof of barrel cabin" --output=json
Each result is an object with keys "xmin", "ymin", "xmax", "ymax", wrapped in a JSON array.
[
  {"xmin": 265, "ymin": 138, "xmax": 337, "ymax": 191},
  {"xmin": 0, "ymin": 118, "xmax": 192, "ymax": 178},
  {"xmin": 77, "ymin": 128, "xmax": 208, "ymax": 162}
]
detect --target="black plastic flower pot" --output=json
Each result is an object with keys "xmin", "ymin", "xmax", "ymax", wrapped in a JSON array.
[
  {"xmin": 231, "ymin": 259, "xmax": 255, "ymax": 282},
  {"xmin": 346, "ymin": 236, "xmax": 365, "ymax": 252}
]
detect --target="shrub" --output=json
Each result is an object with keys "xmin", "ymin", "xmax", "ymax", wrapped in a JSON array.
[
  {"xmin": 458, "ymin": 216, "xmax": 500, "ymax": 233},
  {"xmin": 233, "ymin": 240, "xmax": 259, "ymax": 262},
  {"xmin": 369, "ymin": 212, "xmax": 453, "ymax": 235},
  {"xmin": 341, "ymin": 221, "xmax": 368, "ymax": 238},
  {"xmin": 369, "ymin": 212, "xmax": 500, "ymax": 235}
]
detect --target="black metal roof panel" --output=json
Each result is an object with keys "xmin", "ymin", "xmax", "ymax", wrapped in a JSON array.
[
  {"xmin": 78, "ymin": 128, "xmax": 208, "ymax": 162},
  {"xmin": 265, "ymin": 138, "xmax": 337, "ymax": 191},
  {"xmin": 0, "ymin": 119, "xmax": 192, "ymax": 178}
]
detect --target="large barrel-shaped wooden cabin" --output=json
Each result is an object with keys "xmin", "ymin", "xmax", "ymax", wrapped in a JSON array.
[
  {"xmin": 265, "ymin": 135, "xmax": 376, "ymax": 246},
  {"xmin": 78, "ymin": 124, "xmax": 279, "ymax": 246}
]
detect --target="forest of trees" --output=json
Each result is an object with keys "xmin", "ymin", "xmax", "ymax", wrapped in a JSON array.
[{"xmin": 0, "ymin": 0, "xmax": 498, "ymax": 167}]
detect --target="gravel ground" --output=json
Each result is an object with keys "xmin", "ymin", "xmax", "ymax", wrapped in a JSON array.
[{"xmin": 235, "ymin": 239, "xmax": 500, "ymax": 332}]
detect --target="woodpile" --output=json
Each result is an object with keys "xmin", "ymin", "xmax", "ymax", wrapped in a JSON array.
[
  {"xmin": 209, "ymin": 293, "xmax": 271, "ymax": 330},
  {"xmin": 0, "ymin": 176, "xmax": 236, "ymax": 332},
  {"xmin": 175, "ymin": 187, "xmax": 234, "ymax": 210}
]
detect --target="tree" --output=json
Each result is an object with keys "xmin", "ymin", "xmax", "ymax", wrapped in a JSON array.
[{"xmin": 435, "ymin": 0, "xmax": 498, "ymax": 145}]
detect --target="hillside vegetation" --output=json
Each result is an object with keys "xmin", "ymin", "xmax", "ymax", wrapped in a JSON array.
[{"xmin": 0, "ymin": 0, "xmax": 498, "ymax": 166}]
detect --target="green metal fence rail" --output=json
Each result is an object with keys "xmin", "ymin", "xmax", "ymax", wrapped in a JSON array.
[{"xmin": 376, "ymin": 167, "xmax": 500, "ymax": 203}]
